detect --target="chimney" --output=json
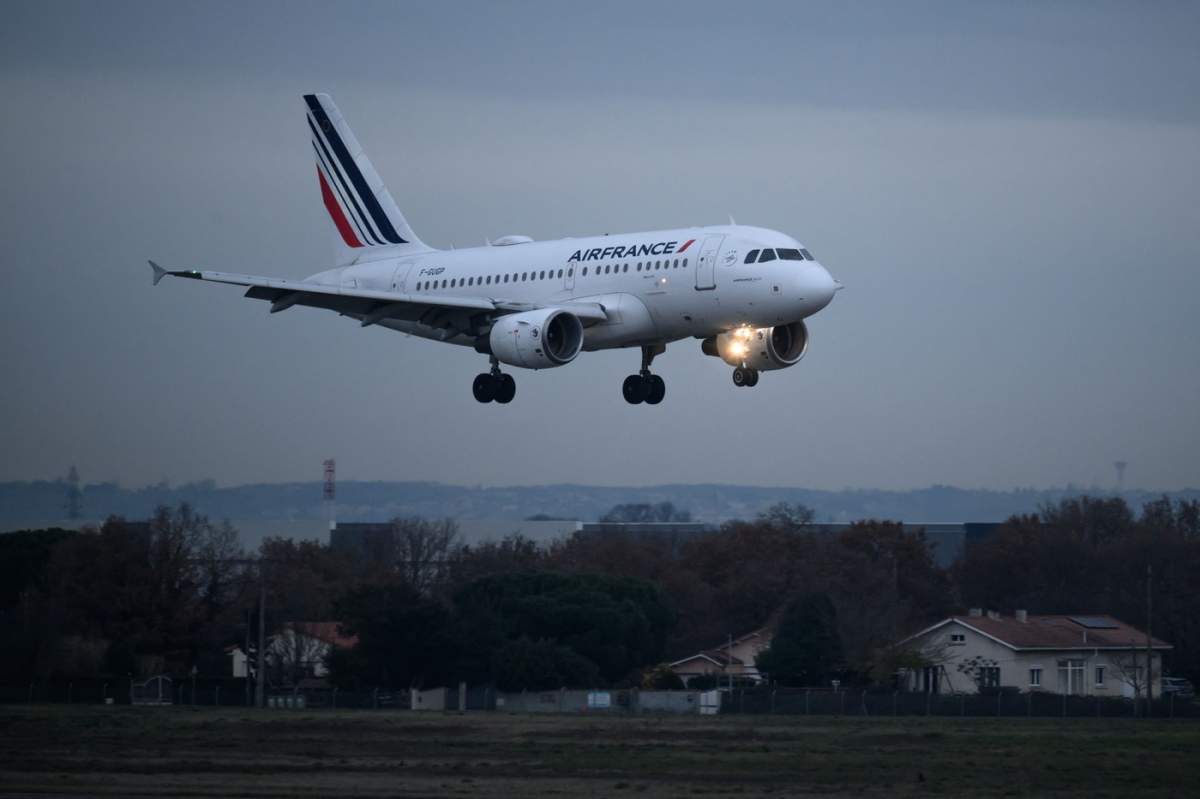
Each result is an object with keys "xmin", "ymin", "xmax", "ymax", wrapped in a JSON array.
[
  {"xmin": 1015, "ymin": 609, "xmax": 1028, "ymax": 623},
  {"xmin": 987, "ymin": 610, "xmax": 1001, "ymax": 621},
  {"xmin": 968, "ymin": 608, "xmax": 983, "ymax": 617}
]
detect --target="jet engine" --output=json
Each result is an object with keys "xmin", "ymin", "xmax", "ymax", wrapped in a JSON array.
[
  {"xmin": 702, "ymin": 320, "xmax": 809, "ymax": 371},
  {"xmin": 485, "ymin": 308, "xmax": 584, "ymax": 369}
]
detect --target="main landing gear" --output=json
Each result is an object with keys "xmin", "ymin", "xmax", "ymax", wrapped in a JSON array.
[
  {"xmin": 623, "ymin": 344, "xmax": 666, "ymax": 405},
  {"xmin": 473, "ymin": 359, "xmax": 516, "ymax": 404},
  {"xmin": 732, "ymin": 366, "xmax": 760, "ymax": 388}
]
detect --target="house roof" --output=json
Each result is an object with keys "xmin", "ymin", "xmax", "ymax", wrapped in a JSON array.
[
  {"xmin": 899, "ymin": 613, "xmax": 1171, "ymax": 651},
  {"xmin": 668, "ymin": 628, "xmax": 769, "ymax": 669},
  {"xmin": 669, "ymin": 652, "xmax": 736, "ymax": 669},
  {"xmin": 285, "ymin": 621, "xmax": 358, "ymax": 650}
]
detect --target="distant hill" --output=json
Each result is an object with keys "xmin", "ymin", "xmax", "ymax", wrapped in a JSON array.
[{"xmin": 2, "ymin": 479, "xmax": 1197, "ymax": 530}]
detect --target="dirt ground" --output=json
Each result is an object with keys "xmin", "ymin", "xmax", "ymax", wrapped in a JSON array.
[{"xmin": 0, "ymin": 704, "xmax": 1197, "ymax": 798}]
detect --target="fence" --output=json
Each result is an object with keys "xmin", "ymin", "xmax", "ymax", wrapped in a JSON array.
[
  {"xmin": 4, "ymin": 681, "xmax": 1198, "ymax": 719},
  {"xmin": 717, "ymin": 687, "xmax": 1200, "ymax": 719}
]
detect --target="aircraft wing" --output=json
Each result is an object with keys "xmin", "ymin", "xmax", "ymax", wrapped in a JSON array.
[{"xmin": 149, "ymin": 262, "xmax": 609, "ymax": 327}]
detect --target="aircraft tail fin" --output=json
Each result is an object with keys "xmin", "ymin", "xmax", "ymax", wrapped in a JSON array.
[{"xmin": 304, "ymin": 93, "xmax": 429, "ymax": 265}]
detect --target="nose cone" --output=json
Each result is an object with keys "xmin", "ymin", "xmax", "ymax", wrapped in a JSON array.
[{"xmin": 802, "ymin": 263, "xmax": 839, "ymax": 313}]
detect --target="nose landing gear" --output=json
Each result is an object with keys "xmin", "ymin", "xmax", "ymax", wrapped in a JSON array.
[
  {"xmin": 473, "ymin": 359, "xmax": 516, "ymax": 403},
  {"xmin": 623, "ymin": 344, "xmax": 666, "ymax": 405},
  {"xmin": 732, "ymin": 366, "xmax": 760, "ymax": 387}
]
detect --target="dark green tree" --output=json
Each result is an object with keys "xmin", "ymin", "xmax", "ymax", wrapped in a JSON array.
[
  {"xmin": 328, "ymin": 582, "xmax": 460, "ymax": 690},
  {"xmin": 756, "ymin": 593, "xmax": 843, "ymax": 687},
  {"xmin": 491, "ymin": 636, "xmax": 599, "ymax": 691},
  {"xmin": 452, "ymin": 571, "xmax": 673, "ymax": 685}
]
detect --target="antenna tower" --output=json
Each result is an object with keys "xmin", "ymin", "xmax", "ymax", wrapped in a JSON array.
[
  {"xmin": 63, "ymin": 465, "xmax": 82, "ymax": 520},
  {"xmin": 323, "ymin": 458, "xmax": 336, "ymax": 532},
  {"xmin": 1114, "ymin": 460, "xmax": 1128, "ymax": 492}
]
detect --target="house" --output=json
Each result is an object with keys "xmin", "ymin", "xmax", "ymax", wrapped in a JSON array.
[
  {"xmin": 228, "ymin": 621, "xmax": 358, "ymax": 681},
  {"xmin": 894, "ymin": 609, "xmax": 1171, "ymax": 698},
  {"xmin": 669, "ymin": 628, "xmax": 772, "ymax": 687}
]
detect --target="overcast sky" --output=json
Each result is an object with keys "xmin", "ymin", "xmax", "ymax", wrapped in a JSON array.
[{"xmin": 2, "ymin": 0, "xmax": 1198, "ymax": 491}]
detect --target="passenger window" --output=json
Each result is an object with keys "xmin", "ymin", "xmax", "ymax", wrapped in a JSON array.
[
  {"xmin": 557, "ymin": 269, "xmax": 563, "ymax": 278},
  {"xmin": 801, "ymin": 248, "xmax": 814, "ymax": 260},
  {"xmin": 568, "ymin": 268, "xmax": 573, "ymax": 276},
  {"xmin": 623, "ymin": 264, "xmax": 628, "ymax": 272},
  {"xmin": 777, "ymin": 248, "xmax": 803, "ymax": 261},
  {"xmin": 683, "ymin": 258, "xmax": 688, "ymax": 267},
  {"xmin": 758, "ymin": 249, "xmax": 777, "ymax": 263},
  {"xmin": 486, "ymin": 276, "xmax": 492, "ymax": 285},
  {"xmin": 636, "ymin": 263, "xmax": 642, "ymax": 271},
  {"xmin": 582, "ymin": 267, "xmax": 588, "ymax": 276},
  {"xmin": 744, "ymin": 249, "xmax": 759, "ymax": 264},
  {"xmin": 673, "ymin": 259, "xmax": 679, "ymax": 268}
]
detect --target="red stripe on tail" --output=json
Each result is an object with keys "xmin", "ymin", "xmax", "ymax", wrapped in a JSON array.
[
  {"xmin": 677, "ymin": 238, "xmax": 696, "ymax": 253},
  {"xmin": 317, "ymin": 167, "xmax": 362, "ymax": 248}
]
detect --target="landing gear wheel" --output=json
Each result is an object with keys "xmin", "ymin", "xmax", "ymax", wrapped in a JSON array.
[
  {"xmin": 623, "ymin": 374, "xmax": 648, "ymax": 404},
  {"xmin": 732, "ymin": 367, "xmax": 750, "ymax": 387},
  {"xmin": 494, "ymin": 373, "xmax": 516, "ymax": 404},
  {"xmin": 645, "ymin": 374, "xmax": 666, "ymax": 405},
  {"xmin": 745, "ymin": 369, "xmax": 759, "ymax": 387},
  {"xmin": 472, "ymin": 373, "xmax": 497, "ymax": 403}
]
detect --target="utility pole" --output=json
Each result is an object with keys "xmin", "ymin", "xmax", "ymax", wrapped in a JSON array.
[
  {"xmin": 244, "ymin": 608, "xmax": 251, "ymax": 706},
  {"xmin": 256, "ymin": 583, "xmax": 266, "ymax": 708},
  {"xmin": 1146, "ymin": 564, "xmax": 1154, "ymax": 710},
  {"xmin": 727, "ymin": 633, "xmax": 734, "ymax": 691}
]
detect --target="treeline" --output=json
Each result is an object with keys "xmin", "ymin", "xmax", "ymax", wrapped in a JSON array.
[
  {"xmin": 8, "ymin": 475, "xmax": 1200, "ymax": 527},
  {"xmin": 1, "ymin": 497, "xmax": 1198, "ymax": 691}
]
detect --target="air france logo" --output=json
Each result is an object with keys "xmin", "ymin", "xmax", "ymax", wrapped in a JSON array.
[{"xmin": 567, "ymin": 239, "xmax": 694, "ymax": 263}]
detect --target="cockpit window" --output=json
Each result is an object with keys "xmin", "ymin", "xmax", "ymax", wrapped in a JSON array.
[
  {"xmin": 744, "ymin": 249, "xmax": 759, "ymax": 264},
  {"xmin": 758, "ymin": 249, "xmax": 777, "ymax": 263},
  {"xmin": 777, "ymin": 248, "xmax": 803, "ymax": 261},
  {"xmin": 800, "ymin": 248, "xmax": 815, "ymax": 260}
]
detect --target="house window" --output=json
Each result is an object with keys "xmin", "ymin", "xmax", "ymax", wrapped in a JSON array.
[
  {"xmin": 1029, "ymin": 667, "xmax": 1042, "ymax": 688},
  {"xmin": 980, "ymin": 666, "xmax": 1000, "ymax": 688},
  {"xmin": 1095, "ymin": 666, "xmax": 1105, "ymax": 687},
  {"xmin": 949, "ymin": 633, "xmax": 965, "ymax": 645},
  {"xmin": 1058, "ymin": 659, "xmax": 1085, "ymax": 695}
]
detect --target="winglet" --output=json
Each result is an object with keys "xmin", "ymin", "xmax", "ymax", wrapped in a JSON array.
[{"xmin": 149, "ymin": 260, "xmax": 168, "ymax": 286}]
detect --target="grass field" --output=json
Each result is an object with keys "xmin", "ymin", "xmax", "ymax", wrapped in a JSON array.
[{"xmin": 1, "ymin": 704, "xmax": 1197, "ymax": 797}]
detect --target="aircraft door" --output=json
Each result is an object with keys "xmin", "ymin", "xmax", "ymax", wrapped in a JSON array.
[
  {"xmin": 564, "ymin": 262, "xmax": 575, "ymax": 292},
  {"xmin": 694, "ymin": 235, "xmax": 724, "ymax": 290},
  {"xmin": 391, "ymin": 260, "xmax": 415, "ymax": 293}
]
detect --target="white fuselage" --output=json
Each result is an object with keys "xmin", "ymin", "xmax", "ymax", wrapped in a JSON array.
[{"xmin": 307, "ymin": 224, "xmax": 838, "ymax": 350}]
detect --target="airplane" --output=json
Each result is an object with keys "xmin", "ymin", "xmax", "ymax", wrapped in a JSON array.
[{"xmin": 151, "ymin": 93, "xmax": 840, "ymax": 405}]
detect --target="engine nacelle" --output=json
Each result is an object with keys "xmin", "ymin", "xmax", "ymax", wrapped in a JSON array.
[
  {"xmin": 486, "ymin": 308, "xmax": 584, "ymax": 369},
  {"xmin": 702, "ymin": 321, "xmax": 809, "ymax": 371}
]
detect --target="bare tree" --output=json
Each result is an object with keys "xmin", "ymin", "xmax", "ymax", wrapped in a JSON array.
[
  {"xmin": 1111, "ymin": 642, "xmax": 1158, "ymax": 712},
  {"xmin": 386, "ymin": 517, "xmax": 459, "ymax": 594},
  {"xmin": 268, "ymin": 624, "xmax": 330, "ymax": 686}
]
